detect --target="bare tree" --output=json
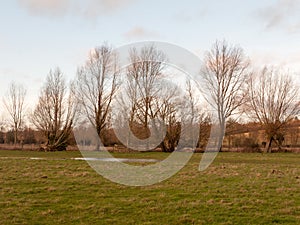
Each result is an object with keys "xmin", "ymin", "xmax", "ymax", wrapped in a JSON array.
[
  {"xmin": 246, "ymin": 67, "xmax": 300, "ymax": 152},
  {"xmin": 127, "ymin": 45, "xmax": 166, "ymax": 129},
  {"xmin": 124, "ymin": 45, "xmax": 167, "ymax": 150},
  {"xmin": 32, "ymin": 68, "xmax": 77, "ymax": 151},
  {"xmin": 156, "ymin": 83, "xmax": 181, "ymax": 152},
  {"xmin": 76, "ymin": 44, "xmax": 119, "ymax": 149},
  {"xmin": 3, "ymin": 82, "xmax": 27, "ymax": 145},
  {"xmin": 201, "ymin": 40, "xmax": 250, "ymax": 150},
  {"xmin": 117, "ymin": 45, "xmax": 201, "ymax": 152}
]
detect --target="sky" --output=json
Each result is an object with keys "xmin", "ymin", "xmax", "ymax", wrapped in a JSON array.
[{"xmin": 0, "ymin": 0, "xmax": 300, "ymax": 111}]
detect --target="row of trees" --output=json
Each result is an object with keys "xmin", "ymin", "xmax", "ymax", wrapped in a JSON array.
[
  {"xmin": 202, "ymin": 42, "xmax": 299, "ymax": 152},
  {"xmin": 1, "ymin": 41, "xmax": 299, "ymax": 152}
]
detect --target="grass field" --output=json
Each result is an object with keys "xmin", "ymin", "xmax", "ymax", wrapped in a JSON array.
[{"xmin": 0, "ymin": 150, "xmax": 299, "ymax": 224}]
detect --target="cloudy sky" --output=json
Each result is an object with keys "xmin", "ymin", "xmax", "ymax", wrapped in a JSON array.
[{"xmin": 0, "ymin": 0, "xmax": 300, "ymax": 107}]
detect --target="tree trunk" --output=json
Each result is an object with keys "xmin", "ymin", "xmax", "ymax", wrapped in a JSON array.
[
  {"xmin": 267, "ymin": 137, "xmax": 273, "ymax": 153},
  {"xmin": 14, "ymin": 126, "xmax": 17, "ymax": 146}
]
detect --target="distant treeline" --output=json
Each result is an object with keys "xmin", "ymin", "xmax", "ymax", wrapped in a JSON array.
[{"xmin": 0, "ymin": 40, "xmax": 299, "ymax": 152}]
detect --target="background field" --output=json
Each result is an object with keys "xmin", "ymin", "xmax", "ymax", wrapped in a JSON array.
[{"xmin": 0, "ymin": 151, "xmax": 299, "ymax": 224}]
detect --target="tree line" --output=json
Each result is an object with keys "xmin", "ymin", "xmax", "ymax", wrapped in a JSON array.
[{"xmin": 1, "ymin": 40, "xmax": 299, "ymax": 152}]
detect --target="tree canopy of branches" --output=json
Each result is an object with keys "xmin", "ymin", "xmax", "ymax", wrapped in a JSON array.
[
  {"xmin": 3, "ymin": 82, "xmax": 27, "ymax": 145},
  {"xmin": 201, "ymin": 40, "xmax": 250, "ymax": 149},
  {"xmin": 115, "ymin": 45, "xmax": 201, "ymax": 152},
  {"xmin": 121, "ymin": 45, "xmax": 183, "ymax": 152},
  {"xmin": 32, "ymin": 68, "xmax": 77, "ymax": 151},
  {"xmin": 247, "ymin": 67, "xmax": 300, "ymax": 152},
  {"xmin": 126, "ymin": 45, "xmax": 166, "ymax": 126},
  {"xmin": 76, "ymin": 44, "xmax": 119, "ymax": 148},
  {"xmin": 155, "ymin": 83, "xmax": 181, "ymax": 152},
  {"xmin": 112, "ymin": 45, "xmax": 165, "ymax": 150}
]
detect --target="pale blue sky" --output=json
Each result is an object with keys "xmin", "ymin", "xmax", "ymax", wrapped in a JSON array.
[{"xmin": 0, "ymin": 0, "xmax": 300, "ymax": 107}]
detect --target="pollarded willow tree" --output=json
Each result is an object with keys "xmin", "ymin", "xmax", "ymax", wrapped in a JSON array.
[
  {"xmin": 116, "ymin": 45, "xmax": 200, "ymax": 152},
  {"xmin": 32, "ymin": 68, "xmax": 77, "ymax": 151},
  {"xmin": 126, "ymin": 45, "xmax": 166, "ymax": 138},
  {"xmin": 246, "ymin": 67, "xmax": 300, "ymax": 152},
  {"xmin": 76, "ymin": 44, "xmax": 119, "ymax": 149},
  {"xmin": 201, "ymin": 40, "xmax": 250, "ymax": 149},
  {"xmin": 3, "ymin": 82, "xmax": 27, "ymax": 145},
  {"xmin": 114, "ymin": 45, "xmax": 169, "ymax": 150}
]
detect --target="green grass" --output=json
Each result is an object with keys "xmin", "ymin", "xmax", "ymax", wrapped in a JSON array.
[{"xmin": 0, "ymin": 150, "xmax": 299, "ymax": 224}]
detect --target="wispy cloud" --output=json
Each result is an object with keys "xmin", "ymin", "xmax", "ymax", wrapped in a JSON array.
[
  {"xmin": 18, "ymin": 0, "xmax": 70, "ymax": 16},
  {"xmin": 250, "ymin": 49, "xmax": 300, "ymax": 73},
  {"xmin": 124, "ymin": 27, "xmax": 161, "ymax": 40},
  {"xmin": 18, "ymin": 0, "xmax": 135, "ymax": 18},
  {"xmin": 257, "ymin": 0, "xmax": 300, "ymax": 33},
  {"xmin": 80, "ymin": 0, "xmax": 136, "ymax": 19},
  {"xmin": 173, "ymin": 9, "xmax": 207, "ymax": 23}
]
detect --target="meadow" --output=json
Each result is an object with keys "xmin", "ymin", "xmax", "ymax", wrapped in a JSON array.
[{"xmin": 0, "ymin": 150, "xmax": 299, "ymax": 224}]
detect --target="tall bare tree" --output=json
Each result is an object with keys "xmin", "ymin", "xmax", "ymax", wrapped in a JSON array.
[
  {"xmin": 76, "ymin": 44, "xmax": 119, "ymax": 149},
  {"xmin": 127, "ymin": 45, "xmax": 166, "ymax": 130},
  {"xmin": 32, "ymin": 68, "xmax": 77, "ymax": 151},
  {"xmin": 201, "ymin": 40, "xmax": 250, "ymax": 149},
  {"xmin": 246, "ymin": 67, "xmax": 300, "ymax": 152},
  {"xmin": 125, "ymin": 45, "xmax": 168, "ymax": 150},
  {"xmin": 3, "ymin": 82, "xmax": 27, "ymax": 145},
  {"xmin": 117, "ymin": 45, "xmax": 200, "ymax": 152}
]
